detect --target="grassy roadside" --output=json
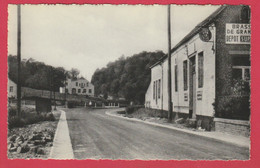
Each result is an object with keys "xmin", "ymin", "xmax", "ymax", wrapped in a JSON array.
[{"xmin": 7, "ymin": 106, "xmax": 61, "ymax": 159}]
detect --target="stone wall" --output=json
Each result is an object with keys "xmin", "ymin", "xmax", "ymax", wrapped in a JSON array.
[{"xmin": 214, "ymin": 117, "xmax": 250, "ymax": 137}]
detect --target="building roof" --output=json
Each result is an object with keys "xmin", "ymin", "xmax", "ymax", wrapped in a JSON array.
[
  {"xmin": 150, "ymin": 5, "xmax": 226, "ymax": 69},
  {"xmin": 8, "ymin": 77, "xmax": 16, "ymax": 84},
  {"xmin": 71, "ymin": 77, "xmax": 88, "ymax": 81}
]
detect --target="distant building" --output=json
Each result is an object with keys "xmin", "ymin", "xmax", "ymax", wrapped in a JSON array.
[
  {"xmin": 8, "ymin": 78, "xmax": 17, "ymax": 99},
  {"xmin": 107, "ymin": 95, "xmax": 113, "ymax": 100},
  {"xmin": 60, "ymin": 77, "xmax": 94, "ymax": 97}
]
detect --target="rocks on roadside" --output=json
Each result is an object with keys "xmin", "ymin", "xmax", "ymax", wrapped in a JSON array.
[{"xmin": 8, "ymin": 128, "xmax": 55, "ymax": 155}]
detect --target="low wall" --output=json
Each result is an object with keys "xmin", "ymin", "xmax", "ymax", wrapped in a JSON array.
[{"xmin": 214, "ymin": 118, "xmax": 250, "ymax": 137}]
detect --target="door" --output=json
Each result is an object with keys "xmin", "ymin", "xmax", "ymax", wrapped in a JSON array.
[
  {"xmin": 192, "ymin": 71, "xmax": 196, "ymax": 118},
  {"xmin": 72, "ymin": 88, "xmax": 76, "ymax": 94},
  {"xmin": 189, "ymin": 56, "xmax": 196, "ymax": 118}
]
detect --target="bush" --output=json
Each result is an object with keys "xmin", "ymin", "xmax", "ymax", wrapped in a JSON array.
[
  {"xmin": 8, "ymin": 112, "xmax": 56, "ymax": 129},
  {"xmin": 8, "ymin": 116, "xmax": 26, "ymax": 129},
  {"xmin": 117, "ymin": 111, "xmax": 126, "ymax": 114},
  {"xmin": 8, "ymin": 107, "xmax": 17, "ymax": 117},
  {"xmin": 67, "ymin": 101, "xmax": 77, "ymax": 108},
  {"xmin": 214, "ymin": 79, "xmax": 250, "ymax": 120},
  {"xmin": 45, "ymin": 113, "xmax": 55, "ymax": 121},
  {"xmin": 125, "ymin": 105, "xmax": 144, "ymax": 115}
]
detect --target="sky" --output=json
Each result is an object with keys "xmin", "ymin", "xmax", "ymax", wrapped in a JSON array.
[{"xmin": 8, "ymin": 4, "xmax": 220, "ymax": 81}]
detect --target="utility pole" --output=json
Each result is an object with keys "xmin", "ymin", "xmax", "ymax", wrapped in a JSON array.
[
  {"xmin": 53, "ymin": 73, "xmax": 57, "ymax": 110},
  {"xmin": 167, "ymin": 5, "xmax": 173, "ymax": 122},
  {"xmin": 17, "ymin": 5, "xmax": 21, "ymax": 117},
  {"xmin": 49, "ymin": 68, "xmax": 52, "ymax": 106}
]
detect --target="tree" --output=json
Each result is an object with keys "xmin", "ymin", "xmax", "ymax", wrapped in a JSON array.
[
  {"xmin": 70, "ymin": 68, "xmax": 80, "ymax": 79},
  {"xmin": 8, "ymin": 55, "xmax": 72, "ymax": 92},
  {"xmin": 91, "ymin": 50, "xmax": 165, "ymax": 104}
]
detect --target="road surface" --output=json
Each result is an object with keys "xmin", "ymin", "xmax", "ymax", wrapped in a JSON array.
[{"xmin": 64, "ymin": 108, "xmax": 249, "ymax": 160}]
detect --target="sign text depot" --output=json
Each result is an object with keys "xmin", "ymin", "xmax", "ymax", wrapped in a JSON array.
[{"xmin": 226, "ymin": 23, "xmax": 251, "ymax": 44}]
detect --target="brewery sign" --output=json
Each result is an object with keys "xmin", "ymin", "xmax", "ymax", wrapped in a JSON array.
[
  {"xmin": 199, "ymin": 27, "xmax": 212, "ymax": 42},
  {"xmin": 226, "ymin": 23, "xmax": 251, "ymax": 44}
]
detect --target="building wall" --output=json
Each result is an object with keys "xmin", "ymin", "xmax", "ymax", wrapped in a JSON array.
[
  {"xmin": 162, "ymin": 60, "xmax": 168, "ymax": 111},
  {"xmin": 214, "ymin": 6, "xmax": 251, "ymax": 119},
  {"xmin": 145, "ymin": 5, "xmax": 250, "ymax": 121},
  {"xmin": 172, "ymin": 26, "xmax": 216, "ymax": 117},
  {"xmin": 145, "ymin": 83, "xmax": 152, "ymax": 108},
  {"xmin": 66, "ymin": 78, "xmax": 95, "ymax": 97},
  {"xmin": 8, "ymin": 78, "xmax": 17, "ymax": 99},
  {"xmin": 150, "ymin": 65, "xmax": 162, "ymax": 109}
]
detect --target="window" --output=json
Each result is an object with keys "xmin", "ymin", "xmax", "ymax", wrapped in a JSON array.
[
  {"xmin": 158, "ymin": 79, "xmax": 161, "ymax": 99},
  {"xmin": 87, "ymin": 83, "xmax": 89, "ymax": 87},
  {"xmin": 155, "ymin": 80, "xmax": 158, "ymax": 100},
  {"xmin": 76, "ymin": 82, "xmax": 78, "ymax": 86},
  {"xmin": 244, "ymin": 68, "xmax": 250, "ymax": 81},
  {"xmin": 78, "ymin": 89, "xmax": 81, "ymax": 93},
  {"xmin": 83, "ymin": 89, "xmax": 86, "ymax": 93},
  {"xmin": 183, "ymin": 60, "xmax": 188, "ymax": 91},
  {"xmin": 232, "ymin": 55, "xmax": 250, "ymax": 82},
  {"xmin": 198, "ymin": 52, "xmax": 204, "ymax": 88},
  {"xmin": 153, "ymin": 81, "xmax": 155, "ymax": 99},
  {"xmin": 175, "ymin": 65, "xmax": 178, "ymax": 92},
  {"xmin": 65, "ymin": 89, "xmax": 68, "ymax": 93},
  {"xmin": 89, "ymin": 89, "xmax": 92, "ymax": 93},
  {"xmin": 241, "ymin": 6, "xmax": 251, "ymax": 21},
  {"xmin": 232, "ymin": 67, "xmax": 250, "ymax": 81},
  {"xmin": 9, "ymin": 86, "xmax": 13, "ymax": 92}
]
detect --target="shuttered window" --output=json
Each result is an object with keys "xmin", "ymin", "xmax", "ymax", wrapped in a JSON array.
[
  {"xmin": 153, "ymin": 81, "xmax": 155, "ymax": 99},
  {"xmin": 183, "ymin": 60, "xmax": 188, "ymax": 91},
  {"xmin": 158, "ymin": 79, "xmax": 161, "ymax": 99},
  {"xmin": 175, "ymin": 65, "xmax": 178, "ymax": 92}
]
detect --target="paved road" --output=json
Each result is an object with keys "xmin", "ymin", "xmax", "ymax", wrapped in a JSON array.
[{"xmin": 64, "ymin": 108, "xmax": 249, "ymax": 160}]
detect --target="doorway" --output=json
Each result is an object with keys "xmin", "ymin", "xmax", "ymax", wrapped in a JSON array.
[{"xmin": 189, "ymin": 56, "xmax": 196, "ymax": 119}]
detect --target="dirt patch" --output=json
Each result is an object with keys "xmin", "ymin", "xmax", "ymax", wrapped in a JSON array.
[
  {"xmin": 116, "ymin": 108, "xmax": 205, "ymax": 132},
  {"xmin": 8, "ymin": 111, "xmax": 61, "ymax": 159}
]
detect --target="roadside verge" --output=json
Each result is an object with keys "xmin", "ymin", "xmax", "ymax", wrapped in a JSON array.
[
  {"xmin": 105, "ymin": 110, "xmax": 250, "ymax": 149},
  {"xmin": 49, "ymin": 110, "xmax": 74, "ymax": 159}
]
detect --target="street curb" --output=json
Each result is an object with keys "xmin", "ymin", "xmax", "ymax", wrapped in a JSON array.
[
  {"xmin": 49, "ymin": 110, "xmax": 74, "ymax": 159},
  {"xmin": 49, "ymin": 111, "xmax": 62, "ymax": 159},
  {"xmin": 105, "ymin": 111, "xmax": 250, "ymax": 149}
]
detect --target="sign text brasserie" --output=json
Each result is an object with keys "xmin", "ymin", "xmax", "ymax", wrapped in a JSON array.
[{"xmin": 226, "ymin": 23, "xmax": 251, "ymax": 44}]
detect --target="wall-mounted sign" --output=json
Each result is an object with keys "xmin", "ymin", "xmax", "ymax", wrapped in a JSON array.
[
  {"xmin": 197, "ymin": 91, "xmax": 202, "ymax": 100},
  {"xmin": 226, "ymin": 23, "xmax": 251, "ymax": 44},
  {"xmin": 184, "ymin": 93, "xmax": 188, "ymax": 101},
  {"xmin": 199, "ymin": 27, "xmax": 212, "ymax": 42}
]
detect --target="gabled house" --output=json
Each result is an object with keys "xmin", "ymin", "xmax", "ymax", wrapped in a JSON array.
[
  {"xmin": 145, "ymin": 5, "xmax": 251, "ymax": 130},
  {"xmin": 60, "ymin": 77, "xmax": 95, "ymax": 97}
]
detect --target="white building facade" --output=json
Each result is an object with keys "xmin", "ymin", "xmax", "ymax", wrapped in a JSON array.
[
  {"xmin": 8, "ymin": 78, "xmax": 17, "ymax": 99},
  {"xmin": 60, "ymin": 77, "xmax": 95, "ymax": 97},
  {"xmin": 145, "ymin": 5, "xmax": 251, "ymax": 129}
]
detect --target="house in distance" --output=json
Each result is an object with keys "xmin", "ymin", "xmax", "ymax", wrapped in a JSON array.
[{"xmin": 60, "ymin": 77, "xmax": 95, "ymax": 97}]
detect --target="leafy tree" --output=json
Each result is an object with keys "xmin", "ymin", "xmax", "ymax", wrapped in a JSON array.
[
  {"xmin": 91, "ymin": 51, "xmax": 165, "ymax": 104},
  {"xmin": 8, "ymin": 55, "xmax": 70, "ymax": 92},
  {"xmin": 70, "ymin": 68, "xmax": 80, "ymax": 79}
]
